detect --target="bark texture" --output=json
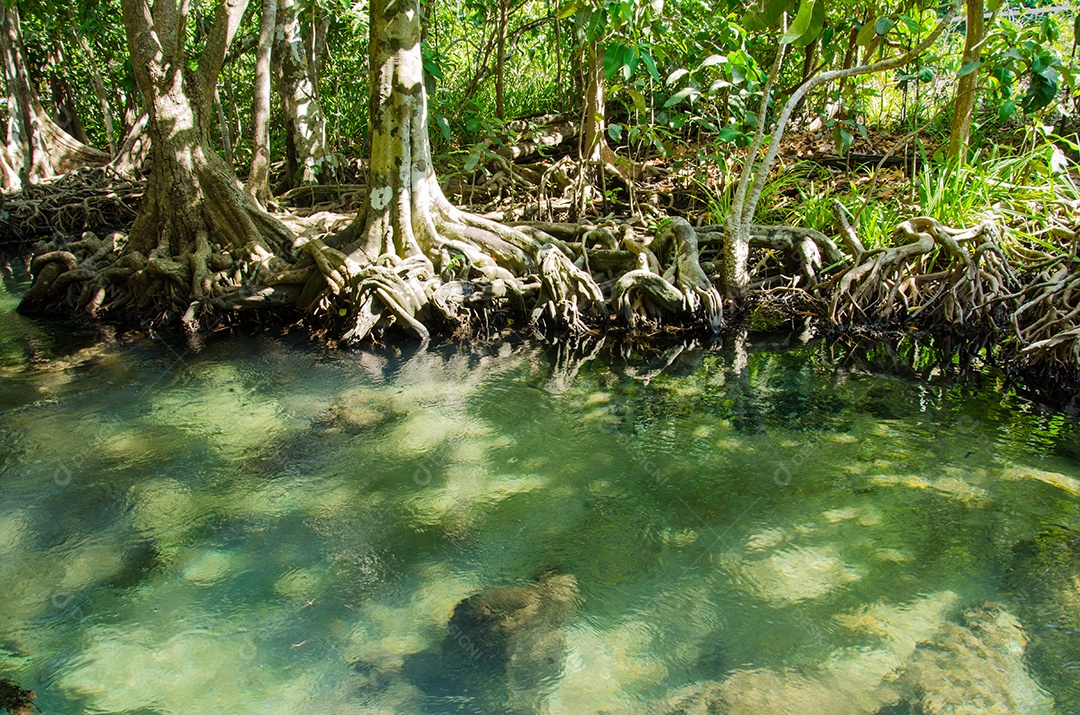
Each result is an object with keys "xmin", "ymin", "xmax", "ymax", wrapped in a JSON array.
[
  {"xmin": 274, "ymin": 0, "xmax": 332, "ymax": 188},
  {"xmin": 947, "ymin": 0, "xmax": 984, "ymax": 160},
  {"xmin": 0, "ymin": 3, "xmax": 109, "ymax": 191},
  {"xmin": 247, "ymin": 0, "xmax": 278, "ymax": 206}
]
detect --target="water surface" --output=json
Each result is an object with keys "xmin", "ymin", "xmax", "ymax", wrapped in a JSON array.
[{"xmin": 2, "ymin": 272, "xmax": 1080, "ymax": 714}]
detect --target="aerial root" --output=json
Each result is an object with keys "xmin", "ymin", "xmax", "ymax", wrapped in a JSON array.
[
  {"xmin": 533, "ymin": 244, "xmax": 604, "ymax": 333},
  {"xmin": 656, "ymin": 218, "xmax": 723, "ymax": 330},
  {"xmin": 828, "ymin": 217, "xmax": 1017, "ymax": 327},
  {"xmin": 1011, "ymin": 258, "xmax": 1080, "ymax": 372},
  {"xmin": 610, "ymin": 218, "xmax": 722, "ymax": 329},
  {"xmin": 694, "ymin": 224, "xmax": 844, "ymax": 290}
]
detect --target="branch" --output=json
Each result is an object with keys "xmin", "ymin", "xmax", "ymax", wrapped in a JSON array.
[
  {"xmin": 729, "ymin": 40, "xmax": 788, "ymax": 233},
  {"xmin": 197, "ymin": 0, "xmax": 251, "ymax": 96},
  {"xmin": 740, "ymin": 0, "xmax": 963, "ymax": 227},
  {"xmin": 121, "ymin": 0, "xmax": 165, "ymax": 85}
]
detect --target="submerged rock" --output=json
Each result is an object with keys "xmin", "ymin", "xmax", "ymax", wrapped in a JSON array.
[
  {"xmin": 0, "ymin": 677, "xmax": 35, "ymax": 715},
  {"xmin": 906, "ymin": 606, "xmax": 1054, "ymax": 715},
  {"xmin": 328, "ymin": 386, "xmax": 408, "ymax": 434},
  {"xmin": 664, "ymin": 594, "xmax": 1053, "ymax": 715},
  {"xmin": 445, "ymin": 572, "xmax": 579, "ymax": 669},
  {"xmin": 401, "ymin": 572, "xmax": 580, "ymax": 711},
  {"xmin": 735, "ymin": 544, "xmax": 864, "ymax": 604}
]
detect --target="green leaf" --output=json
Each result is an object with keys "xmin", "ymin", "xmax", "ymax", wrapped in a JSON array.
[
  {"xmin": 423, "ymin": 58, "xmax": 444, "ymax": 81},
  {"xmin": 608, "ymin": 123, "xmax": 624, "ymax": 142},
  {"xmin": 793, "ymin": 0, "xmax": 826, "ymax": 48},
  {"xmin": 1022, "ymin": 68, "xmax": 1059, "ymax": 113},
  {"xmin": 586, "ymin": 10, "xmax": 607, "ymax": 42},
  {"xmin": 666, "ymin": 68, "xmax": 689, "ymax": 86},
  {"xmin": 624, "ymin": 46, "xmax": 640, "ymax": 80},
  {"xmin": 743, "ymin": 0, "xmax": 789, "ymax": 30},
  {"xmin": 875, "ymin": 17, "xmax": 896, "ymax": 35},
  {"xmin": 640, "ymin": 50, "xmax": 659, "ymax": 81},
  {"xmin": 629, "ymin": 88, "xmax": 647, "ymax": 114},
  {"xmin": 833, "ymin": 124, "xmax": 854, "ymax": 154},
  {"xmin": 557, "ymin": 1, "xmax": 582, "ymax": 20},
  {"xmin": 856, "ymin": 21, "xmax": 877, "ymax": 47},
  {"xmin": 918, "ymin": 67, "xmax": 933, "ymax": 83},
  {"xmin": 986, "ymin": 0, "xmax": 1001, "ymax": 11},
  {"xmin": 717, "ymin": 127, "xmax": 743, "ymax": 142},
  {"xmin": 700, "ymin": 54, "xmax": 727, "ymax": 69},
  {"xmin": 603, "ymin": 42, "xmax": 627, "ymax": 78},
  {"xmin": 957, "ymin": 60, "xmax": 982, "ymax": 78},
  {"xmin": 663, "ymin": 86, "xmax": 700, "ymax": 108},
  {"xmin": 708, "ymin": 78, "xmax": 733, "ymax": 92},
  {"xmin": 436, "ymin": 115, "xmax": 451, "ymax": 142},
  {"xmin": 999, "ymin": 98, "xmax": 1017, "ymax": 121},
  {"xmin": 782, "ymin": 0, "xmax": 816, "ymax": 45}
]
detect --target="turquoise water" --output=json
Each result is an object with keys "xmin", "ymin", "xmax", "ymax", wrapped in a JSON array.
[{"xmin": 2, "ymin": 266, "xmax": 1080, "ymax": 714}]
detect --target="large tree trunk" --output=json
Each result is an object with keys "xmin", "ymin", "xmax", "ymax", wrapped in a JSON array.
[
  {"xmin": 247, "ymin": 0, "xmax": 277, "ymax": 207},
  {"xmin": 274, "ymin": 0, "xmax": 332, "ymax": 188},
  {"xmin": 21, "ymin": 0, "xmax": 294, "ymax": 321},
  {"xmin": 0, "ymin": 3, "xmax": 108, "ymax": 191},
  {"xmin": 294, "ymin": 0, "xmax": 607, "ymax": 341},
  {"xmin": 948, "ymin": 0, "xmax": 984, "ymax": 160},
  {"xmin": 122, "ymin": 0, "xmax": 293, "ymax": 262}
]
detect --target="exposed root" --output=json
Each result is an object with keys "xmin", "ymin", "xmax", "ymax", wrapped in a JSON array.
[
  {"xmin": 695, "ymin": 224, "xmax": 845, "ymax": 289},
  {"xmin": 1011, "ymin": 257, "xmax": 1080, "ymax": 373},
  {"xmin": 655, "ymin": 219, "xmax": 723, "ymax": 329},
  {"xmin": 1, "ymin": 167, "xmax": 142, "ymax": 252},
  {"xmin": 828, "ymin": 217, "xmax": 1017, "ymax": 328}
]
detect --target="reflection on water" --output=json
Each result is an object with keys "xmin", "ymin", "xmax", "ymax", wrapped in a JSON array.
[{"xmin": 1, "ymin": 280, "xmax": 1080, "ymax": 714}]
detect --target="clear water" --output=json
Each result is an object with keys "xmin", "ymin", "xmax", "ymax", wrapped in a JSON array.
[{"xmin": 2, "ymin": 266, "xmax": 1080, "ymax": 715}]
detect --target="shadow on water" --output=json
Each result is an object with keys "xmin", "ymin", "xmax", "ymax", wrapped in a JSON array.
[{"xmin": 3, "ymin": 284, "xmax": 1080, "ymax": 713}]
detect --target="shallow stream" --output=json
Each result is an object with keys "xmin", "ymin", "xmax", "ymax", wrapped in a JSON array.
[{"xmin": 2, "ymin": 267, "xmax": 1080, "ymax": 714}]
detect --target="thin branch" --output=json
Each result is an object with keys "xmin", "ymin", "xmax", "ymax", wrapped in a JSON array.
[
  {"xmin": 740, "ymin": 0, "xmax": 963, "ymax": 227},
  {"xmin": 730, "ymin": 39, "xmax": 787, "ymax": 230}
]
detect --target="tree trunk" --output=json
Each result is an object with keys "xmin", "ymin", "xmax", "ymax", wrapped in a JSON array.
[
  {"xmin": 496, "ymin": 0, "xmax": 509, "ymax": 121},
  {"xmin": 274, "ymin": 0, "xmax": 332, "ymax": 187},
  {"xmin": 0, "ymin": 3, "xmax": 108, "ymax": 191},
  {"xmin": 109, "ymin": 112, "xmax": 150, "ymax": 179},
  {"xmin": 69, "ymin": 9, "xmax": 118, "ymax": 156},
  {"xmin": 299, "ymin": 0, "xmax": 605, "ymax": 341},
  {"xmin": 247, "ymin": 0, "xmax": 277, "ymax": 206},
  {"xmin": 583, "ymin": 40, "xmax": 605, "ymax": 163},
  {"xmin": 948, "ymin": 0, "xmax": 984, "ymax": 160},
  {"xmin": 48, "ymin": 44, "xmax": 91, "ymax": 146},
  {"xmin": 121, "ymin": 0, "xmax": 292, "ymax": 263},
  {"xmin": 213, "ymin": 88, "xmax": 234, "ymax": 168}
]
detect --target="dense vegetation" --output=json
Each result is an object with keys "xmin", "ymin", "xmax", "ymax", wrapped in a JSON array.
[{"xmin": 1, "ymin": 0, "xmax": 1079, "ymax": 377}]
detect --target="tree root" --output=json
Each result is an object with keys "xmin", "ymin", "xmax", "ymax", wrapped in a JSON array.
[
  {"xmin": 828, "ymin": 217, "xmax": 1017, "ymax": 328},
  {"xmin": 1, "ymin": 167, "xmax": 142, "ymax": 253},
  {"xmin": 695, "ymin": 224, "xmax": 844, "ymax": 289},
  {"xmin": 1011, "ymin": 258, "xmax": 1080, "ymax": 373}
]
